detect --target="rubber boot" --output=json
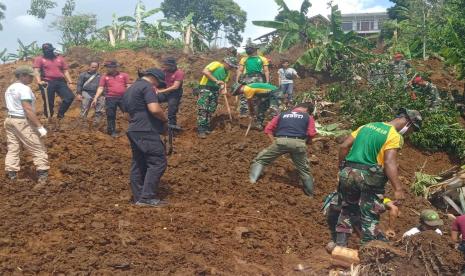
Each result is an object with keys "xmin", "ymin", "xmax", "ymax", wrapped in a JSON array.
[
  {"xmin": 336, "ymin": 232, "xmax": 349, "ymax": 247},
  {"xmin": 249, "ymin": 163, "xmax": 264, "ymax": 184},
  {"xmin": 302, "ymin": 176, "xmax": 314, "ymax": 197},
  {"xmin": 107, "ymin": 119, "xmax": 116, "ymax": 137}
]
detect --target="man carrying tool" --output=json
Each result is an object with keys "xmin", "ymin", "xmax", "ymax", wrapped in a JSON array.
[
  {"xmin": 390, "ymin": 53, "xmax": 411, "ymax": 82},
  {"xmin": 408, "ymin": 76, "xmax": 441, "ymax": 108},
  {"xmin": 76, "ymin": 62, "xmax": 102, "ymax": 127},
  {"xmin": 236, "ymin": 43, "xmax": 270, "ymax": 117},
  {"xmin": 33, "ymin": 43, "xmax": 75, "ymax": 126},
  {"xmin": 197, "ymin": 57, "xmax": 238, "ymax": 138},
  {"xmin": 4, "ymin": 66, "xmax": 49, "ymax": 186},
  {"xmin": 92, "ymin": 60, "xmax": 130, "ymax": 137},
  {"xmin": 231, "ymin": 82, "xmax": 279, "ymax": 130},
  {"xmin": 335, "ymin": 108, "xmax": 422, "ymax": 246},
  {"xmin": 124, "ymin": 68, "xmax": 168, "ymax": 207},
  {"xmin": 157, "ymin": 57, "xmax": 185, "ymax": 130},
  {"xmin": 249, "ymin": 102, "xmax": 317, "ymax": 197}
]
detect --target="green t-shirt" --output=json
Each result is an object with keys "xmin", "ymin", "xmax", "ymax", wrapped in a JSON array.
[
  {"xmin": 243, "ymin": 83, "xmax": 277, "ymax": 99},
  {"xmin": 346, "ymin": 122, "xmax": 403, "ymax": 166},
  {"xmin": 240, "ymin": 56, "xmax": 269, "ymax": 75},
  {"xmin": 199, "ymin": 61, "xmax": 230, "ymax": 89}
]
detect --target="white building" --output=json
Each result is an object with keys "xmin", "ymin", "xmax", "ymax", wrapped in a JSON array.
[{"xmin": 341, "ymin": 12, "xmax": 389, "ymax": 34}]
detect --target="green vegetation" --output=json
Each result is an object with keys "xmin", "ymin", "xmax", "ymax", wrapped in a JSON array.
[
  {"xmin": 0, "ymin": 2, "xmax": 6, "ymax": 31},
  {"xmin": 411, "ymin": 172, "xmax": 439, "ymax": 197}
]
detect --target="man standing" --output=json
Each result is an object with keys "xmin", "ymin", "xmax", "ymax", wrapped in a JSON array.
[
  {"xmin": 4, "ymin": 66, "xmax": 49, "ymax": 185},
  {"xmin": 124, "ymin": 68, "xmax": 168, "ymax": 207},
  {"xmin": 409, "ymin": 76, "xmax": 441, "ymax": 108},
  {"xmin": 92, "ymin": 60, "xmax": 130, "ymax": 137},
  {"xmin": 197, "ymin": 57, "xmax": 238, "ymax": 138},
  {"xmin": 336, "ymin": 108, "xmax": 422, "ymax": 246},
  {"xmin": 390, "ymin": 53, "xmax": 411, "ymax": 82},
  {"xmin": 249, "ymin": 102, "xmax": 317, "ymax": 196},
  {"xmin": 33, "ymin": 43, "xmax": 75, "ymax": 124},
  {"xmin": 236, "ymin": 43, "xmax": 270, "ymax": 117},
  {"xmin": 157, "ymin": 57, "xmax": 185, "ymax": 130},
  {"xmin": 76, "ymin": 62, "xmax": 103, "ymax": 127},
  {"xmin": 231, "ymin": 82, "xmax": 279, "ymax": 130},
  {"xmin": 278, "ymin": 59, "xmax": 299, "ymax": 106}
]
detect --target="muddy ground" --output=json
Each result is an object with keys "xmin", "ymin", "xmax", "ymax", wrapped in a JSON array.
[{"xmin": 0, "ymin": 49, "xmax": 462, "ymax": 275}]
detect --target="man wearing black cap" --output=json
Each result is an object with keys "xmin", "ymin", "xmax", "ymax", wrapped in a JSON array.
[
  {"xmin": 33, "ymin": 43, "xmax": 75, "ymax": 124},
  {"xmin": 124, "ymin": 68, "xmax": 168, "ymax": 207},
  {"xmin": 157, "ymin": 57, "xmax": 185, "ymax": 130},
  {"xmin": 92, "ymin": 60, "xmax": 130, "ymax": 137}
]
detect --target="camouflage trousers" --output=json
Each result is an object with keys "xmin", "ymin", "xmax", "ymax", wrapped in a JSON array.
[
  {"xmin": 336, "ymin": 166, "xmax": 387, "ymax": 245},
  {"xmin": 197, "ymin": 88, "xmax": 219, "ymax": 131},
  {"xmin": 239, "ymin": 74, "xmax": 264, "ymax": 115},
  {"xmin": 254, "ymin": 94, "xmax": 271, "ymax": 127}
]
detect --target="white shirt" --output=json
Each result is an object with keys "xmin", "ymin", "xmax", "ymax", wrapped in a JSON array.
[
  {"xmin": 402, "ymin": 227, "xmax": 442, "ymax": 238},
  {"xmin": 4, "ymin": 82, "xmax": 35, "ymax": 117},
  {"xmin": 278, "ymin": 68, "xmax": 297, "ymax": 84}
]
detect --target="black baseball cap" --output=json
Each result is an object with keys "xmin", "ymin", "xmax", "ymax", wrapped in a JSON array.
[{"xmin": 143, "ymin": 68, "xmax": 166, "ymax": 84}]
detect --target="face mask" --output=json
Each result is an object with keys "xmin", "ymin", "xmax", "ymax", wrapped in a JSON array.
[
  {"xmin": 399, "ymin": 123, "xmax": 411, "ymax": 135},
  {"xmin": 43, "ymin": 49, "xmax": 55, "ymax": 59}
]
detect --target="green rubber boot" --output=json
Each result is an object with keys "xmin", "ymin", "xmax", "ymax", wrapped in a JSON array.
[
  {"xmin": 249, "ymin": 163, "xmax": 264, "ymax": 184},
  {"xmin": 302, "ymin": 176, "xmax": 314, "ymax": 197}
]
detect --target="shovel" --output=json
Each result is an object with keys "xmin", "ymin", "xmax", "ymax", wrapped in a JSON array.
[{"xmin": 245, "ymin": 117, "xmax": 253, "ymax": 137}]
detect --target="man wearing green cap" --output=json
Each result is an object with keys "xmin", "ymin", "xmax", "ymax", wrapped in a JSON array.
[
  {"xmin": 4, "ymin": 66, "xmax": 49, "ymax": 186},
  {"xmin": 231, "ymin": 82, "xmax": 279, "ymax": 130},
  {"xmin": 403, "ymin": 209, "xmax": 443, "ymax": 237},
  {"xmin": 335, "ymin": 108, "xmax": 422, "ymax": 246},
  {"xmin": 236, "ymin": 43, "xmax": 270, "ymax": 117},
  {"xmin": 196, "ymin": 57, "xmax": 238, "ymax": 138}
]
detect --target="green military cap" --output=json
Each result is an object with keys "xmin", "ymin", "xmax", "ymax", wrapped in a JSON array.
[
  {"xmin": 420, "ymin": 209, "xmax": 443, "ymax": 227},
  {"xmin": 15, "ymin": 65, "xmax": 35, "ymax": 77}
]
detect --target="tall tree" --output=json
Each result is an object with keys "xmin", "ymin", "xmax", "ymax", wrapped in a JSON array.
[
  {"xmin": 28, "ymin": 0, "xmax": 57, "ymax": 19},
  {"xmin": 0, "ymin": 2, "xmax": 6, "ymax": 31},
  {"xmin": 50, "ymin": 14, "xmax": 97, "ymax": 48},
  {"xmin": 61, "ymin": 0, "xmax": 75, "ymax": 17},
  {"xmin": 118, "ymin": 0, "xmax": 161, "ymax": 41},
  {"xmin": 160, "ymin": 0, "xmax": 246, "ymax": 46}
]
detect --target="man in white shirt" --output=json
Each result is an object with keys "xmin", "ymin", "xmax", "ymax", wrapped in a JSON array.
[
  {"xmin": 403, "ymin": 209, "xmax": 443, "ymax": 238},
  {"xmin": 4, "ymin": 66, "xmax": 49, "ymax": 186},
  {"xmin": 278, "ymin": 60, "xmax": 299, "ymax": 106}
]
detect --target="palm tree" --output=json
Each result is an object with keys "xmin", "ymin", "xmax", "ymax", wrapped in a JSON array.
[
  {"xmin": 118, "ymin": 0, "xmax": 161, "ymax": 41},
  {"xmin": 0, "ymin": 2, "xmax": 6, "ymax": 31}
]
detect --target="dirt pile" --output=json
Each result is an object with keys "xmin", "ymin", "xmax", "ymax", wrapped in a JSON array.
[
  {"xmin": 359, "ymin": 231, "xmax": 462, "ymax": 275},
  {"xmin": 0, "ymin": 48, "xmax": 461, "ymax": 274}
]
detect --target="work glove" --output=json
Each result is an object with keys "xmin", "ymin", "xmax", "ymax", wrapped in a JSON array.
[{"xmin": 37, "ymin": 127, "xmax": 47, "ymax": 138}]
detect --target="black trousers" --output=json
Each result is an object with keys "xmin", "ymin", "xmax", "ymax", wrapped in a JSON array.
[
  {"xmin": 127, "ymin": 131, "xmax": 167, "ymax": 202},
  {"xmin": 105, "ymin": 97, "xmax": 125, "ymax": 132},
  {"xmin": 157, "ymin": 89, "xmax": 183, "ymax": 125},
  {"xmin": 41, "ymin": 79, "xmax": 75, "ymax": 118}
]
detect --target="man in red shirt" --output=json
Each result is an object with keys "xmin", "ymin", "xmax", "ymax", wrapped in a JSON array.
[
  {"xmin": 33, "ymin": 43, "xmax": 75, "ymax": 122},
  {"xmin": 451, "ymin": 214, "xmax": 465, "ymax": 253},
  {"xmin": 157, "ymin": 57, "xmax": 185, "ymax": 130},
  {"xmin": 92, "ymin": 60, "xmax": 130, "ymax": 137},
  {"xmin": 249, "ymin": 102, "xmax": 317, "ymax": 197}
]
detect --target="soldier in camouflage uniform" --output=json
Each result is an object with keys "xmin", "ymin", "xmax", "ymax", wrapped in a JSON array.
[
  {"xmin": 335, "ymin": 108, "xmax": 422, "ymax": 246},
  {"xmin": 196, "ymin": 57, "xmax": 238, "ymax": 138},
  {"xmin": 390, "ymin": 53, "xmax": 411, "ymax": 83},
  {"xmin": 410, "ymin": 76, "xmax": 441, "ymax": 109},
  {"xmin": 236, "ymin": 43, "xmax": 270, "ymax": 117}
]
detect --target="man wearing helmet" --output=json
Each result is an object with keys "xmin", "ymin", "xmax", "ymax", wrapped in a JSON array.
[
  {"xmin": 196, "ymin": 57, "xmax": 238, "ymax": 138},
  {"xmin": 390, "ymin": 53, "xmax": 411, "ymax": 82}
]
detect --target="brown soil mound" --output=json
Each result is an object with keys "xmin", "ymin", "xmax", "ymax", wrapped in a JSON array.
[
  {"xmin": 359, "ymin": 231, "xmax": 462, "ymax": 275},
  {"xmin": 0, "ymin": 48, "xmax": 461, "ymax": 274}
]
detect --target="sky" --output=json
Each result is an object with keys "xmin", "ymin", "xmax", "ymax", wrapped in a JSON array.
[{"xmin": 0, "ymin": 0, "xmax": 393, "ymax": 53}]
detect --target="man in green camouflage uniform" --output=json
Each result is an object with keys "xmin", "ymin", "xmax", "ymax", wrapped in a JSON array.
[
  {"xmin": 335, "ymin": 108, "xmax": 422, "ymax": 246},
  {"xmin": 410, "ymin": 76, "xmax": 441, "ymax": 109},
  {"xmin": 197, "ymin": 57, "xmax": 238, "ymax": 138},
  {"xmin": 236, "ymin": 43, "xmax": 270, "ymax": 117},
  {"xmin": 390, "ymin": 53, "xmax": 411, "ymax": 83}
]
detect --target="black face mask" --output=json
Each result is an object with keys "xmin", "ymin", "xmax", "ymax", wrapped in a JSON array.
[{"xmin": 43, "ymin": 49, "xmax": 56, "ymax": 59}]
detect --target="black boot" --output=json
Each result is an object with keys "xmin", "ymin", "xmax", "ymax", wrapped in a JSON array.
[{"xmin": 107, "ymin": 119, "xmax": 117, "ymax": 137}]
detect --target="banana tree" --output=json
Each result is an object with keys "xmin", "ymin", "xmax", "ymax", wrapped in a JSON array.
[
  {"xmin": 143, "ymin": 21, "xmax": 174, "ymax": 40},
  {"xmin": 15, "ymin": 39, "xmax": 41, "ymax": 61},
  {"xmin": 100, "ymin": 13, "xmax": 133, "ymax": 46},
  {"xmin": 118, "ymin": 0, "xmax": 161, "ymax": 41},
  {"xmin": 164, "ymin": 13, "xmax": 207, "ymax": 54},
  {"xmin": 0, "ymin": 48, "xmax": 8, "ymax": 63}
]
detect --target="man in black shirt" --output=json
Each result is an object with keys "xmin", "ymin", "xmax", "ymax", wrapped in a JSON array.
[
  {"xmin": 124, "ymin": 68, "xmax": 168, "ymax": 207},
  {"xmin": 76, "ymin": 62, "xmax": 103, "ymax": 126}
]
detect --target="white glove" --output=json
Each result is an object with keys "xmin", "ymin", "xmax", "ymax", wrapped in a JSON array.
[{"xmin": 37, "ymin": 127, "xmax": 47, "ymax": 138}]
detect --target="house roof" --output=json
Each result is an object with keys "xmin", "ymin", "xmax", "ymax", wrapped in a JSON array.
[{"xmin": 341, "ymin": 12, "xmax": 388, "ymax": 17}]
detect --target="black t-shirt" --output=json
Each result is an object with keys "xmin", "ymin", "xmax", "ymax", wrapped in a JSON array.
[{"xmin": 126, "ymin": 79, "xmax": 164, "ymax": 133}]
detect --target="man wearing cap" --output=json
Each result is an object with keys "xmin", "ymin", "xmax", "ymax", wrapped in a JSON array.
[
  {"xmin": 76, "ymin": 61, "xmax": 103, "ymax": 127},
  {"xmin": 33, "ymin": 43, "xmax": 75, "ymax": 123},
  {"xmin": 124, "ymin": 68, "xmax": 168, "ymax": 207},
  {"xmin": 335, "ymin": 108, "xmax": 422, "ymax": 246},
  {"xmin": 390, "ymin": 53, "xmax": 411, "ymax": 82},
  {"xmin": 157, "ymin": 57, "xmax": 185, "ymax": 130},
  {"xmin": 249, "ymin": 102, "xmax": 317, "ymax": 196},
  {"xmin": 236, "ymin": 43, "xmax": 270, "ymax": 117},
  {"xmin": 409, "ymin": 76, "xmax": 441, "ymax": 108},
  {"xmin": 197, "ymin": 57, "xmax": 238, "ymax": 138},
  {"xmin": 4, "ymin": 66, "xmax": 49, "ymax": 185},
  {"xmin": 92, "ymin": 60, "xmax": 130, "ymax": 137},
  {"xmin": 231, "ymin": 82, "xmax": 279, "ymax": 130},
  {"xmin": 403, "ymin": 209, "xmax": 443, "ymax": 237}
]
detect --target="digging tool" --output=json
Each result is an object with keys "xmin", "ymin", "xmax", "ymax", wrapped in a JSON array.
[
  {"xmin": 245, "ymin": 117, "xmax": 253, "ymax": 137},
  {"xmin": 405, "ymin": 73, "xmax": 418, "ymax": 100},
  {"xmin": 39, "ymin": 83, "xmax": 51, "ymax": 120},
  {"xmin": 221, "ymin": 86, "xmax": 233, "ymax": 121},
  {"xmin": 164, "ymin": 125, "xmax": 174, "ymax": 155}
]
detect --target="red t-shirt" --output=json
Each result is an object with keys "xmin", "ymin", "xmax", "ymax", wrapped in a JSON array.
[
  {"xmin": 452, "ymin": 215, "xmax": 465, "ymax": 240},
  {"xmin": 33, "ymin": 55, "xmax": 69, "ymax": 81},
  {"xmin": 164, "ymin": 69, "xmax": 185, "ymax": 87},
  {"xmin": 99, "ymin": 72, "xmax": 129, "ymax": 98}
]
